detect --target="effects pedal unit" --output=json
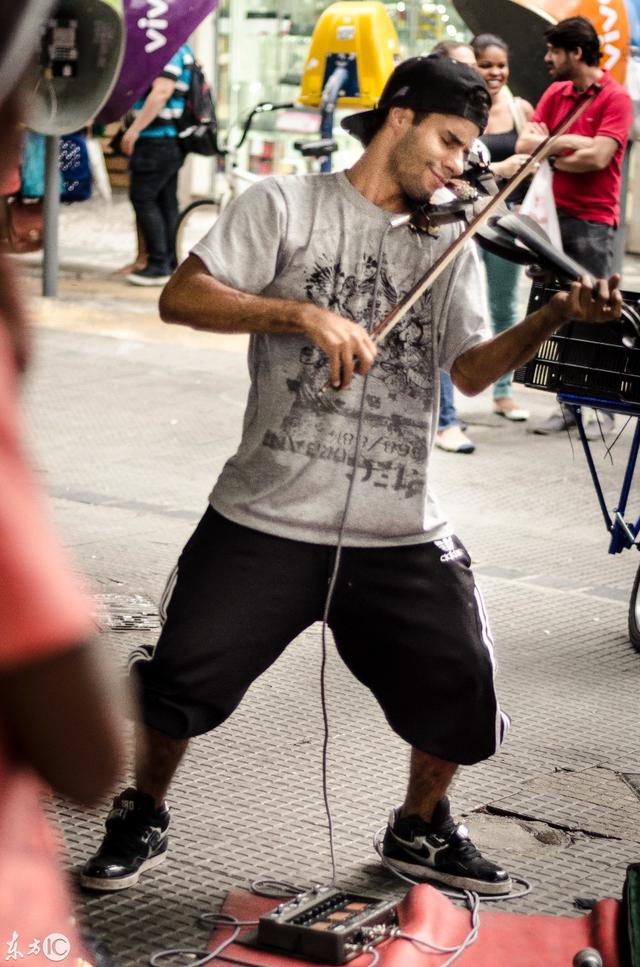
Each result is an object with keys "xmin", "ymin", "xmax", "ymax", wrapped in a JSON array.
[{"xmin": 252, "ymin": 886, "xmax": 398, "ymax": 964}]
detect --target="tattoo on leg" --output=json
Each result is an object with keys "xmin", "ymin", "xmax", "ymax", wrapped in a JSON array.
[
  {"xmin": 402, "ymin": 747, "xmax": 458, "ymax": 822},
  {"xmin": 135, "ymin": 723, "xmax": 189, "ymax": 806}
]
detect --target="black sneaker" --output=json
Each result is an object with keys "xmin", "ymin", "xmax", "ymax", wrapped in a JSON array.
[
  {"xmin": 126, "ymin": 266, "xmax": 171, "ymax": 286},
  {"xmin": 381, "ymin": 797, "xmax": 512, "ymax": 896},
  {"xmin": 80, "ymin": 788, "xmax": 170, "ymax": 891}
]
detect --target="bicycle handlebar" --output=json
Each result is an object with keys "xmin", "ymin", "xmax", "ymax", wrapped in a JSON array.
[{"xmin": 235, "ymin": 101, "xmax": 297, "ymax": 150}]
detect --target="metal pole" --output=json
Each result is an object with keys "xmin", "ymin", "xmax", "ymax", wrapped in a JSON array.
[{"xmin": 43, "ymin": 134, "xmax": 60, "ymax": 297}]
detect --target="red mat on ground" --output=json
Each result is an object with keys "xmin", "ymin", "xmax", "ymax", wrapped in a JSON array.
[{"xmin": 206, "ymin": 885, "xmax": 622, "ymax": 966}]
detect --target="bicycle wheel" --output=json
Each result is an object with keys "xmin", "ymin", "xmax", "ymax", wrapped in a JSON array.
[
  {"xmin": 174, "ymin": 197, "xmax": 220, "ymax": 265},
  {"xmin": 628, "ymin": 559, "xmax": 640, "ymax": 653}
]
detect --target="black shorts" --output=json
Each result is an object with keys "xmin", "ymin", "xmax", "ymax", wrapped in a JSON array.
[{"xmin": 130, "ymin": 508, "xmax": 509, "ymax": 766}]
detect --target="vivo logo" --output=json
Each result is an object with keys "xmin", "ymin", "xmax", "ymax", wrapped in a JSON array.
[
  {"xmin": 599, "ymin": 1, "xmax": 621, "ymax": 71},
  {"xmin": 138, "ymin": 0, "xmax": 169, "ymax": 53}
]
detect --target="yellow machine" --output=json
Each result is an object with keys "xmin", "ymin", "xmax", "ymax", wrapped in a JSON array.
[{"xmin": 299, "ymin": 0, "xmax": 400, "ymax": 110}]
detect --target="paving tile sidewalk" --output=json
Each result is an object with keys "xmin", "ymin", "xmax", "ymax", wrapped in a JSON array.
[{"xmin": 14, "ymin": 193, "xmax": 640, "ymax": 965}]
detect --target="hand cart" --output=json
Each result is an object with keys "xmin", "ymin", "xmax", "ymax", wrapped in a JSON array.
[{"xmin": 514, "ymin": 280, "xmax": 640, "ymax": 652}]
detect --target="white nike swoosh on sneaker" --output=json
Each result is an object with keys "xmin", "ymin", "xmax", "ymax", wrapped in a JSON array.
[{"xmin": 392, "ymin": 833, "xmax": 446, "ymax": 865}]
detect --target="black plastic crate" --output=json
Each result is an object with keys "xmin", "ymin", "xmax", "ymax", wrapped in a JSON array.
[{"xmin": 514, "ymin": 282, "xmax": 640, "ymax": 404}]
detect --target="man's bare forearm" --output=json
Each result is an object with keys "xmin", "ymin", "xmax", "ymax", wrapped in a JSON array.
[
  {"xmin": 129, "ymin": 90, "xmax": 171, "ymax": 136},
  {"xmin": 451, "ymin": 303, "xmax": 564, "ymax": 396},
  {"xmin": 160, "ymin": 256, "xmax": 315, "ymax": 336},
  {"xmin": 160, "ymin": 255, "xmax": 378, "ymax": 388},
  {"xmin": 516, "ymin": 131, "xmax": 593, "ymax": 156},
  {"xmin": 0, "ymin": 643, "xmax": 126, "ymax": 805},
  {"xmin": 452, "ymin": 273, "xmax": 623, "ymax": 395},
  {"xmin": 553, "ymin": 147, "xmax": 607, "ymax": 173}
]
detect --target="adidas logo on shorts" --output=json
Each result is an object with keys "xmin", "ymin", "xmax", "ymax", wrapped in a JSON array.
[{"xmin": 434, "ymin": 536, "xmax": 465, "ymax": 563}]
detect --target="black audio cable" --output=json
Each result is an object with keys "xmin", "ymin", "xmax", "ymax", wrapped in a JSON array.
[{"xmin": 148, "ymin": 883, "xmax": 475, "ymax": 967}]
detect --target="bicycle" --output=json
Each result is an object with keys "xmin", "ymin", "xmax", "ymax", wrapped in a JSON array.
[{"xmin": 174, "ymin": 100, "xmax": 337, "ymax": 264}]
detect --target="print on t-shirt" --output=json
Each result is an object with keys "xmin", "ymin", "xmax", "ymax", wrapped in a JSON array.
[{"xmin": 261, "ymin": 249, "xmax": 433, "ymax": 501}]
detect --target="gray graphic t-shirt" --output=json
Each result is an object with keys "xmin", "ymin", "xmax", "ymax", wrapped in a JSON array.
[{"xmin": 192, "ymin": 171, "xmax": 490, "ymax": 547}]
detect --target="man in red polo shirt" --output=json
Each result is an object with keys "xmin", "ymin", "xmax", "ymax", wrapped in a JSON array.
[{"xmin": 517, "ymin": 16, "xmax": 632, "ymax": 438}]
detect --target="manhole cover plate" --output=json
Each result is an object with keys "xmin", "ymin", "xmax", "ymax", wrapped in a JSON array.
[{"xmin": 94, "ymin": 593, "xmax": 160, "ymax": 632}]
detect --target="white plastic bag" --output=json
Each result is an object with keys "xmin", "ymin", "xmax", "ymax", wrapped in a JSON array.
[
  {"xmin": 520, "ymin": 160, "xmax": 563, "ymax": 251},
  {"xmin": 86, "ymin": 137, "xmax": 112, "ymax": 202}
]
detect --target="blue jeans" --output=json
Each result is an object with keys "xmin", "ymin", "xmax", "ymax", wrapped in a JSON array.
[
  {"xmin": 438, "ymin": 370, "xmax": 457, "ymax": 431},
  {"xmin": 481, "ymin": 247, "xmax": 521, "ymax": 400}
]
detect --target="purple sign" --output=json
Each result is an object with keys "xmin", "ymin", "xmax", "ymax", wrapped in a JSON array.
[{"xmin": 96, "ymin": 0, "xmax": 218, "ymax": 123}]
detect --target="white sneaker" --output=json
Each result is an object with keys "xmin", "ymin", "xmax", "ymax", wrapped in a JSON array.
[
  {"xmin": 436, "ymin": 426, "xmax": 475, "ymax": 454},
  {"xmin": 494, "ymin": 399, "xmax": 529, "ymax": 422}
]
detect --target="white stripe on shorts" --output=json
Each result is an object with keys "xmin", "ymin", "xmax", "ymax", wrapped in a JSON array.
[
  {"xmin": 473, "ymin": 583, "xmax": 510, "ymax": 752},
  {"xmin": 128, "ymin": 563, "xmax": 179, "ymax": 673},
  {"xmin": 158, "ymin": 562, "xmax": 179, "ymax": 624}
]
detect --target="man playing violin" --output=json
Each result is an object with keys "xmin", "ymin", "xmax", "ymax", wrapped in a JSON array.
[{"xmin": 81, "ymin": 56, "xmax": 622, "ymax": 897}]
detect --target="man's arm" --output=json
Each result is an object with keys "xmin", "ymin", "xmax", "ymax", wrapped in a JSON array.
[
  {"xmin": 516, "ymin": 119, "xmax": 593, "ymax": 156},
  {"xmin": 160, "ymin": 254, "xmax": 377, "ymax": 389},
  {"xmin": 0, "ymin": 643, "xmax": 126, "ymax": 806},
  {"xmin": 0, "ymin": 240, "xmax": 30, "ymax": 373},
  {"xmin": 451, "ymin": 276, "xmax": 622, "ymax": 396},
  {"xmin": 0, "ymin": 92, "xmax": 31, "ymax": 371},
  {"xmin": 121, "ymin": 77, "xmax": 176, "ymax": 156},
  {"xmin": 552, "ymin": 134, "xmax": 619, "ymax": 173},
  {"xmin": 515, "ymin": 119, "xmax": 547, "ymax": 154}
]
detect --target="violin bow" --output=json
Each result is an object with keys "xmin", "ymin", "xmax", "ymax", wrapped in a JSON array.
[{"xmin": 370, "ymin": 83, "xmax": 602, "ymax": 346}]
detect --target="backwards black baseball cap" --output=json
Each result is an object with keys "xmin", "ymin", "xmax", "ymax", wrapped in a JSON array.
[{"xmin": 341, "ymin": 55, "xmax": 491, "ymax": 145}]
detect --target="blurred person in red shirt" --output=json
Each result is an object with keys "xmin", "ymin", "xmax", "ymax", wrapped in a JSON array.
[{"xmin": 0, "ymin": 6, "xmax": 125, "ymax": 962}]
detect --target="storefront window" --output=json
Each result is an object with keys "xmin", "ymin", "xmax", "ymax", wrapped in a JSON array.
[{"xmin": 212, "ymin": 0, "xmax": 470, "ymax": 176}]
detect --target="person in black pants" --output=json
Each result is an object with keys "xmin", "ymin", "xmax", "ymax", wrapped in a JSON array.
[{"xmin": 121, "ymin": 44, "xmax": 193, "ymax": 286}]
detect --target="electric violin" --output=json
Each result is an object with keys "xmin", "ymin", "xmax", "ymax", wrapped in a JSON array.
[{"xmin": 369, "ymin": 83, "xmax": 607, "ymax": 347}]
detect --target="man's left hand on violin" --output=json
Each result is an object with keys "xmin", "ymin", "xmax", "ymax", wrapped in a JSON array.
[{"xmin": 549, "ymin": 274, "xmax": 623, "ymax": 327}]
